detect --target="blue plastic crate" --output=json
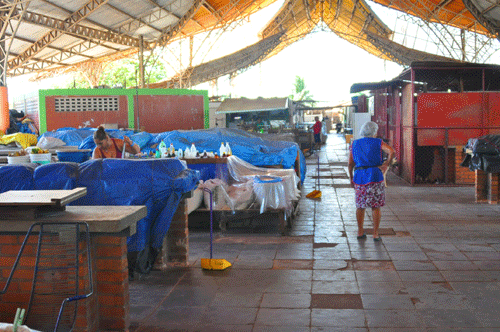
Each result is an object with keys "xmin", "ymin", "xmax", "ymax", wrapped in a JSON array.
[{"xmin": 56, "ymin": 149, "xmax": 92, "ymax": 163}]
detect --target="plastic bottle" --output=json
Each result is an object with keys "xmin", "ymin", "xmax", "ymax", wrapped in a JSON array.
[
  {"xmin": 190, "ymin": 143, "xmax": 197, "ymax": 157},
  {"xmin": 226, "ymin": 142, "xmax": 232, "ymax": 156},
  {"xmin": 158, "ymin": 141, "xmax": 167, "ymax": 158},
  {"xmin": 219, "ymin": 142, "xmax": 227, "ymax": 157},
  {"xmin": 184, "ymin": 147, "xmax": 190, "ymax": 158},
  {"xmin": 177, "ymin": 148, "xmax": 183, "ymax": 158},
  {"xmin": 169, "ymin": 143, "xmax": 175, "ymax": 155}
]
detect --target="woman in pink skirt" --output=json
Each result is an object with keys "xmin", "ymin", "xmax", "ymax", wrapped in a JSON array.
[{"xmin": 348, "ymin": 121, "xmax": 395, "ymax": 241}]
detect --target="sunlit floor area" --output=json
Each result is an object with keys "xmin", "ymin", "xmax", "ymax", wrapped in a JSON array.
[{"xmin": 129, "ymin": 133, "xmax": 500, "ymax": 332}]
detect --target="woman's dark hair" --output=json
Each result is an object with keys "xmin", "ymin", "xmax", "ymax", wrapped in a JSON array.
[{"xmin": 93, "ymin": 126, "xmax": 108, "ymax": 141}]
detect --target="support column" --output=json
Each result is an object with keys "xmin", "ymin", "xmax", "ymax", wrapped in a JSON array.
[{"xmin": 138, "ymin": 35, "xmax": 144, "ymax": 88}]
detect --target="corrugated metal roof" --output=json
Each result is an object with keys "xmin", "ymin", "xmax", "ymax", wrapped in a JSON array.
[{"xmin": 215, "ymin": 97, "xmax": 289, "ymax": 114}]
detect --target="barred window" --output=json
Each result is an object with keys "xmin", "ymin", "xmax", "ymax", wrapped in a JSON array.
[{"xmin": 54, "ymin": 97, "xmax": 119, "ymax": 112}]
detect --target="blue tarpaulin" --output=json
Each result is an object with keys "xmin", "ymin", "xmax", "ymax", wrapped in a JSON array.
[
  {"xmin": 0, "ymin": 159, "xmax": 199, "ymax": 274},
  {"xmin": 38, "ymin": 127, "xmax": 306, "ymax": 182}
]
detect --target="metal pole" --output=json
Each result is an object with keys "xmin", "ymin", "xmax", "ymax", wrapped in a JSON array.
[
  {"xmin": 138, "ymin": 35, "xmax": 145, "ymax": 88},
  {"xmin": 445, "ymin": 128, "xmax": 449, "ymax": 184}
]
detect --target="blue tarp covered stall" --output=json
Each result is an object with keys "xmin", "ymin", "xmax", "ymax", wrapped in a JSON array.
[
  {"xmin": 38, "ymin": 127, "xmax": 306, "ymax": 182},
  {"xmin": 155, "ymin": 128, "xmax": 306, "ymax": 182},
  {"xmin": 0, "ymin": 160, "xmax": 199, "ymax": 274}
]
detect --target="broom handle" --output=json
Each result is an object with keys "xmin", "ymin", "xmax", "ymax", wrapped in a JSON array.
[
  {"xmin": 317, "ymin": 154, "xmax": 320, "ymax": 191},
  {"xmin": 203, "ymin": 188, "xmax": 213, "ymax": 259}
]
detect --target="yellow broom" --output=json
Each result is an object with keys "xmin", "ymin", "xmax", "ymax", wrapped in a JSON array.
[
  {"xmin": 201, "ymin": 188, "xmax": 231, "ymax": 270},
  {"xmin": 306, "ymin": 154, "xmax": 322, "ymax": 199}
]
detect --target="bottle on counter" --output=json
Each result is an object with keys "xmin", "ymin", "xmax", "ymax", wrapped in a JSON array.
[
  {"xmin": 219, "ymin": 142, "xmax": 227, "ymax": 157},
  {"xmin": 177, "ymin": 148, "xmax": 183, "ymax": 158},
  {"xmin": 184, "ymin": 147, "xmax": 190, "ymax": 158},
  {"xmin": 226, "ymin": 142, "xmax": 232, "ymax": 156},
  {"xmin": 190, "ymin": 143, "xmax": 197, "ymax": 157},
  {"xmin": 158, "ymin": 141, "xmax": 167, "ymax": 158}
]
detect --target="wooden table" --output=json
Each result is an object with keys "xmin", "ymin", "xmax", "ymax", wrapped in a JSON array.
[{"xmin": 0, "ymin": 188, "xmax": 147, "ymax": 332}]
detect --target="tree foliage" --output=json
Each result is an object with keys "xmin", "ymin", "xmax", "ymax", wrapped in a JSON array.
[
  {"xmin": 54, "ymin": 56, "xmax": 169, "ymax": 89},
  {"xmin": 290, "ymin": 76, "xmax": 314, "ymax": 102}
]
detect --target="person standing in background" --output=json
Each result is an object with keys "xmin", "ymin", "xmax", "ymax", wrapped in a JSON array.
[
  {"xmin": 313, "ymin": 116, "xmax": 322, "ymax": 150},
  {"xmin": 348, "ymin": 121, "xmax": 395, "ymax": 241}
]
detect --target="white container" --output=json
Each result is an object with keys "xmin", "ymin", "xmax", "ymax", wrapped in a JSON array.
[
  {"xmin": 29, "ymin": 153, "xmax": 52, "ymax": 164},
  {"xmin": 7, "ymin": 155, "xmax": 30, "ymax": 164},
  {"xmin": 219, "ymin": 142, "xmax": 227, "ymax": 157},
  {"xmin": 226, "ymin": 142, "xmax": 232, "ymax": 156},
  {"xmin": 190, "ymin": 143, "xmax": 197, "ymax": 157}
]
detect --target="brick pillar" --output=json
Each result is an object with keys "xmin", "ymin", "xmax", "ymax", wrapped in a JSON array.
[
  {"xmin": 455, "ymin": 146, "xmax": 475, "ymax": 185},
  {"xmin": 488, "ymin": 173, "xmax": 499, "ymax": 204},
  {"xmin": 167, "ymin": 200, "xmax": 189, "ymax": 263},
  {"xmin": 0, "ymin": 234, "xmax": 31, "ymax": 322},
  {"xmin": 93, "ymin": 235, "xmax": 129, "ymax": 332},
  {"xmin": 475, "ymin": 169, "xmax": 488, "ymax": 203}
]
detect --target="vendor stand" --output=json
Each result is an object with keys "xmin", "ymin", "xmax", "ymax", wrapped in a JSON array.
[{"xmin": 0, "ymin": 188, "xmax": 147, "ymax": 332}]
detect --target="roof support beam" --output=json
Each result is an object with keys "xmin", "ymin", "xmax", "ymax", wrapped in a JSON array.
[
  {"xmin": 16, "ymin": 10, "xmax": 140, "ymax": 47},
  {"xmin": 106, "ymin": 3, "xmax": 162, "ymax": 34},
  {"xmin": 10, "ymin": 38, "xmax": 106, "ymax": 75},
  {"xmin": 8, "ymin": 0, "xmax": 111, "ymax": 71}
]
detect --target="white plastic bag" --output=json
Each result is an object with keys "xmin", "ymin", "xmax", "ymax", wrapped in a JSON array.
[
  {"xmin": 37, "ymin": 136, "xmax": 66, "ymax": 149},
  {"xmin": 226, "ymin": 180, "xmax": 254, "ymax": 210},
  {"xmin": 200, "ymin": 179, "xmax": 230, "ymax": 210}
]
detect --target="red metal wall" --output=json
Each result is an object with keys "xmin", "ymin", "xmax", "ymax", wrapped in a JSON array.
[
  {"xmin": 416, "ymin": 92, "xmax": 488, "ymax": 146},
  {"xmin": 45, "ymin": 95, "xmax": 129, "ymax": 131},
  {"xmin": 136, "ymin": 95, "xmax": 204, "ymax": 133}
]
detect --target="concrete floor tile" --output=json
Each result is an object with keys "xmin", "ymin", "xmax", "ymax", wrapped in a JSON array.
[
  {"xmin": 369, "ymin": 328, "xmax": 426, "ymax": 332},
  {"xmin": 260, "ymin": 293, "xmax": 311, "ymax": 308},
  {"xmin": 402, "ymin": 281, "xmax": 456, "ymax": 296},
  {"xmin": 411, "ymin": 293, "xmax": 474, "ymax": 309},
  {"xmin": 311, "ymin": 309, "xmax": 366, "ymax": 327},
  {"xmin": 312, "ymin": 259, "xmax": 349, "ymax": 270},
  {"xmin": 426, "ymin": 251, "xmax": 470, "ymax": 261},
  {"xmin": 265, "ymin": 279, "xmax": 312, "ymax": 294},
  {"xmin": 392, "ymin": 260, "xmax": 437, "ymax": 271},
  {"xmin": 357, "ymin": 281, "xmax": 406, "ymax": 294},
  {"xmin": 196, "ymin": 325, "xmax": 253, "ymax": 332},
  {"xmin": 388, "ymin": 251, "xmax": 429, "ymax": 260},
  {"xmin": 210, "ymin": 292, "xmax": 263, "ymax": 307},
  {"xmin": 200, "ymin": 307, "xmax": 258, "ymax": 326},
  {"xmin": 418, "ymin": 309, "xmax": 482, "ymax": 328},
  {"xmin": 312, "ymin": 280, "xmax": 359, "ymax": 294},
  {"xmin": 365, "ymin": 309, "xmax": 424, "ymax": 327},
  {"xmin": 312, "ymin": 270, "xmax": 356, "ymax": 281},
  {"xmin": 311, "ymin": 328, "xmax": 368, "ymax": 332},
  {"xmin": 355, "ymin": 270, "xmax": 402, "ymax": 282},
  {"xmin": 252, "ymin": 326, "xmax": 310, "ymax": 332},
  {"xmin": 255, "ymin": 308, "xmax": 311, "ymax": 326},
  {"xmin": 150, "ymin": 306, "xmax": 207, "ymax": 326},
  {"xmin": 464, "ymin": 251, "xmax": 500, "ymax": 260},
  {"xmin": 440, "ymin": 271, "xmax": 492, "ymax": 282},
  {"xmin": 350, "ymin": 251, "xmax": 392, "ymax": 261},
  {"xmin": 361, "ymin": 294, "xmax": 415, "ymax": 309},
  {"xmin": 398, "ymin": 271, "xmax": 445, "ymax": 282},
  {"xmin": 433, "ymin": 260, "xmax": 480, "ymax": 271},
  {"xmin": 311, "ymin": 294, "xmax": 363, "ymax": 309}
]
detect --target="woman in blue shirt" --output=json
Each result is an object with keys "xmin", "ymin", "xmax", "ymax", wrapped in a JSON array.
[{"xmin": 348, "ymin": 121, "xmax": 395, "ymax": 241}]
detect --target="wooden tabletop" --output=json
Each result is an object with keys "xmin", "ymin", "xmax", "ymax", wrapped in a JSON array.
[
  {"xmin": 0, "ymin": 187, "xmax": 87, "ymax": 207},
  {"xmin": 183, "ymin": 157, "xmax": 228, "ymax": 164},
  {"xmin": 0, "ymin": 205, "xmax": 147, "ymax": 235}
]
